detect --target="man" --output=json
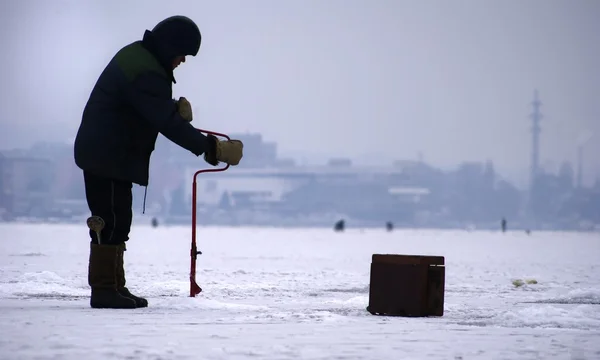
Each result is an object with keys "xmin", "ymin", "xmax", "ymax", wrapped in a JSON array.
[{"xmin": 74, "ymin": 15, "xmax": 243, "ymax": 309}]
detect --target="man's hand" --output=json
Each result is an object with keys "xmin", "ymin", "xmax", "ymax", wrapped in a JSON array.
[
  {"xmin": 204, "ymin": 135, "xmax": 244, "ymax": 166},
  {"xmin": 176, "ymin": 97, "xmax": 193, "ymax": 122}
]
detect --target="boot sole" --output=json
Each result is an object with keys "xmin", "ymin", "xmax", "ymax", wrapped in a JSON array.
[{"xmin": 90, "ymin": 303, "xmax": 137, "ymax": 309}]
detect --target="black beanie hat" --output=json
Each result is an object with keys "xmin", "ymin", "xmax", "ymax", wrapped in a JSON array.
[{"xmin": 151, "ymin": 15, "xmax": 201, "ymax": 57}]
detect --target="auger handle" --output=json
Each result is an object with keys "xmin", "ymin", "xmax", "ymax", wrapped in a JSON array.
[{"xmin": 190, "ymin": 128, "xmax": 231, "ymax": 297}]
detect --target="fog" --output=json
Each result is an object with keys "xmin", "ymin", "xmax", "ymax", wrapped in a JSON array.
[{"xmin": 1, "ymin": 0, "xmax": 598, "ymax": 185}]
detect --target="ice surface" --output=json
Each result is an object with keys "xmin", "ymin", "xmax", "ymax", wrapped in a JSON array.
[{"xmin": 1, "ymin": 223, "xmax": 599, "ymax": 359}]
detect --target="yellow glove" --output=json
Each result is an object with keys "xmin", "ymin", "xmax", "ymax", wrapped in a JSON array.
[
  {"xmin": 176, "ymin": 97, "xmax": 193, "ymax": 122},
  {"xmin": 204, "ymin": 135, "xmax": 244, "ymax": 166}
]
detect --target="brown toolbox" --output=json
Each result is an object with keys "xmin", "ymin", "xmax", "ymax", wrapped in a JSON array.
[{"xmin": 367, "ymin": 254, "xmax": 445, "ymax": 317}]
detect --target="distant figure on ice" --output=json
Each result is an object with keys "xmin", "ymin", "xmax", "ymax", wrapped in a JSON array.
[
  {"xmin": 74, "ymin": 16, "xmax": 244, "ymax": 309},
  {"xmin": 501, "ymin": 218, "xmax": 507, "ymax": 233},
  {"xmin": 334, "ymin": 219, "xmax": 345, "ymax": 232},
  {"xmin": 151, "ymin": 217, "xmax": 159, "ymax": 228},
  {"xmin": 386, "ymin": 221, "xmax": 394, "ymax": 232}
]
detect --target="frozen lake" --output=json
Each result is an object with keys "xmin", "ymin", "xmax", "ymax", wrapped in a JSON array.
[{"xmin": 0, "ymin": 223, "xmax": 599, "ymax": 360}]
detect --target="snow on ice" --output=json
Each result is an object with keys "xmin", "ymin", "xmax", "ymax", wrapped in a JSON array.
[{"xmin": 0, "ymin": 223, "xmax": 599, "ymax": 360}]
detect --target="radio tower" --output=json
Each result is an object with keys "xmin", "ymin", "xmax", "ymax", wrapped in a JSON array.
[
  {"xmin": 576, "ymin": 145, "xmax": 583, "ymax": 189},
  {"xmin": 530, "ymin": 90, "xmax": 542, "ymax": 192}
]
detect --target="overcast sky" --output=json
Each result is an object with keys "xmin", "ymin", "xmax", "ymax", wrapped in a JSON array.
[{"xmin": 0, "ymin": 0, "xmax": 598, "ymax": 187}]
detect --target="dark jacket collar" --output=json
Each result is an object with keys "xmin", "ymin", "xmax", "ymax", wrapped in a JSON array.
[{"xmin": 141, "ymin": 30, "xmax": 177, "ymax": 84}]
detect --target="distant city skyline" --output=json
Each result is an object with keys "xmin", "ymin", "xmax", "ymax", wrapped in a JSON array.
[{"xmin": 0, "ymin": 125, "xmax": 595, "ymax": 192}]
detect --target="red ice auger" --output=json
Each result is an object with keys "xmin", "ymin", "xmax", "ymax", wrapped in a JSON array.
[{"xmin": 190, "ymin": 128, "xmax": 231, "ymax": 297}]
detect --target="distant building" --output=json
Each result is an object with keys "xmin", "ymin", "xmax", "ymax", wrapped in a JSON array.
[
  {"xmin": 388, "ymin": 186, "xmax": 431, "ymax": 203},
  {"xmin": 327, "ymin": 158, "xmax": 352, "ymax": 167},
  {"xmin": 228, "ymin": 133, "xmax": 278, "ymax": 167},
  {"xmin": 0, "ymin": 153, "xmax": 54, "ymax": 217}
]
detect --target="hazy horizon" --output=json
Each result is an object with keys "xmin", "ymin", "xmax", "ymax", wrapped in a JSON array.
[{"xmin": 1, "ymin": 0, "xmax": 599, "ymax": 188}]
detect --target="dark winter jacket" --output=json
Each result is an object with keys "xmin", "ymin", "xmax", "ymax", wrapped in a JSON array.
[{"xmin": 74, "ymin": 30, "xmax": 209, "ymax": 186}]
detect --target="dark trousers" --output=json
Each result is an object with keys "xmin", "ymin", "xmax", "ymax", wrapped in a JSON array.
[{"xmin": 83, "ymin": 171, "xmax": 133, "ymax": 245}]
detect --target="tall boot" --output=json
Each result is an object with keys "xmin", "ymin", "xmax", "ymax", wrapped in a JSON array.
[
  {"xmin": 88, "ymin": 243, "xmax": 137, "ymax": 309},
  {"xmin": 116, "ymin": 243, "xmax": 148, "ymax": 308}
]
